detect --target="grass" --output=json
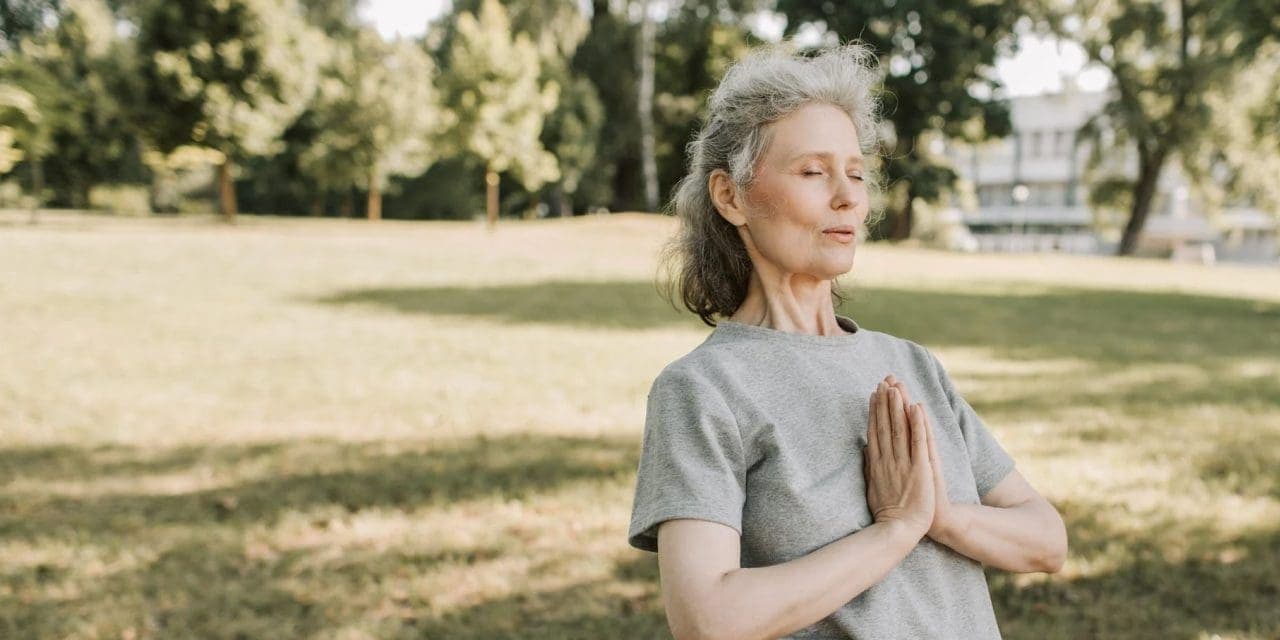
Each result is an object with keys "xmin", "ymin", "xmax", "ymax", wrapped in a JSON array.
[{"xmin": 1, "ymin": 209, "xmax": 1278, "ymax": 639}]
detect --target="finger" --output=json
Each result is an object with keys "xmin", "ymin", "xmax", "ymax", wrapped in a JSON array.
[
  {"xmin": 875, "ymin": 383, "xmax": 892, "ymax": 461},
  {"xmin": 921, "ymin": 404, "xmax": 940, "ymax": 468},
  {"xmin": 910, "ymin": 403, "xmax": 929, "ymax": 466},
  {"xmin": 889, "ymin": 387, "xmax": 908, "ymax": 463},
  {"xmin": 891, "ymin": 379, "xmax": 913, "ymax": 407},
  {"xmin": 920, "ymin": 404, "xmax": 947, "ymax": 494},
  {"xmin": 867, "ymin": 388, "xmax": 883, "ymax": 462}
]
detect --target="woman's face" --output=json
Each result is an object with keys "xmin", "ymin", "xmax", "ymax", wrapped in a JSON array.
[{"xmin": 717, "ymin": 102, "xmax": 870, "ymax": 281}]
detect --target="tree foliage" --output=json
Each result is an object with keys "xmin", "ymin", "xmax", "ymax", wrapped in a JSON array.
[
  {"xmin": 300, "ymin": 27, "xmax": 451, "ymax": 220},
  {"xmin": 436, "ymin": 0, "xmax": 559, "ymax": 224},
  {"xmin": 0, "ymin": 0, "xmax": 140, "ymax": 207},
  {"xmin": 777, "ymin": 0, "xmax": 1018, "ymax": 239},
  {"xmin": 134, "ymin": 0, "xmax": 324, "ymax": 220},
  {"xmin": 1038, "ymin": 0, "xmax": 1280, "ymax": 254}
]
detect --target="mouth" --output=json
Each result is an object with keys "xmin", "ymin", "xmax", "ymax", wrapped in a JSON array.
[{"xmin": 822, "ymin": 226, "xmax": 857, "ymax": 243}]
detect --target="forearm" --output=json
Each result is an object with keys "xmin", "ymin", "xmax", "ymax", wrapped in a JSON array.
[
  {"xmin": 933, "ymin": 501, "xmax": 1066, "ymax": 573},
  {"xmin": 702, "ymin": 520, "xmax": 921, "ymax": 640}
]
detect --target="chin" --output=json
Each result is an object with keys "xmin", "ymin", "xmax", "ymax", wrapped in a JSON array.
[{"xmin": 824, "ymin": 255, "xmax": 855, "ymax": 277}]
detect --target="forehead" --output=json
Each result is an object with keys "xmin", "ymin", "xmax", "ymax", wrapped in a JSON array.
[{"xmin": 764, "ymin": 102, "xmax": 862, "ymax": 160}]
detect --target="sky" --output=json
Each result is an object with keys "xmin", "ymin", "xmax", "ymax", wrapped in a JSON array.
[{"xmin": 358, "ymin": 0, "xmax": 1110, "ymax": 97}]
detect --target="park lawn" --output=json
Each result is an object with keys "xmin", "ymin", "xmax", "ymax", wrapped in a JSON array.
[{"xmin": 1, "ymin": 210, "xmax": 1278, "ymax": 639}]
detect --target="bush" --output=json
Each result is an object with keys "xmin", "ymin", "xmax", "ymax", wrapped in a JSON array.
[{"xmin": 89, "ymin": 185, "xmax": 151, "ymax": 216}]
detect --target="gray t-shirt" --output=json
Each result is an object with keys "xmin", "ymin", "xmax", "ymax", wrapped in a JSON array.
[{"xmin": 627, "ymin": 313, "xmax": 1015, "ymax": 639}]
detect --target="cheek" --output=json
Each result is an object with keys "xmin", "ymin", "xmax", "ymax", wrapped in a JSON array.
[{"xmin": 753, "ymin": 181, "xmax": 825, "ymax": 221}]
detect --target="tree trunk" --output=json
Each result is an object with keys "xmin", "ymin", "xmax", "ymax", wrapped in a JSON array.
[
  {"xmin": 27, "ymin": 158, "xmax": 43, "ymax": 224},
  {"xmin": 891, "ymin": 182, "xmax": 916, "ymax": 241},
  {"xmin": 309, "ymin": 195, "xmax": 323, "ymax": 217},
  {"xmin": 367, "ymin": 167, "xmax": 382, "ymax": 221},
  {"xmin": 637, "ymin": 0, "xmax": 658, "ymax": 213},
  {"xmin": 217, "ymin": 158, "xmax": 237, "ymax": 224},
  {"xmin": 340, "ymin": 188, "xmax": 354, "ymax": 218},
  {"xmin": 1117, "ymin": 149, "xmax": 1168, "ymax": 256},
  {"xmin": 485, "ymin": 168, "xmax": 499, "ymax": 229},
  {"xmin": 556, "ymin": 183, "xmax": 571, "ymax": 217}
]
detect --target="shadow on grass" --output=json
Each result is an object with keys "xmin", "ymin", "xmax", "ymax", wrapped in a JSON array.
[
  {"xmin": 0, "ymin": 433, "xmax": 639, "ymax": 540},
  {"xmin": 415, "ymin": 554, "xmax": 668, "ymax": 640},
  {"xmin": 314, "ymin": 280, "xmax": 696, "ymax": 330},
  {"xmin": 0, "ymin": 536, "xmax": 333, "ymax": 639},
  {"xmin": 990, "ymin": 505, "xmax": 1280, "ymax": 639},
  {"xmin": 314, "ymin": 280, "xmax": 1280, "ymax": 366}
]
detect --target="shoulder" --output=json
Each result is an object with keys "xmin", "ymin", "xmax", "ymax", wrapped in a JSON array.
[
  {"xmin": 655, "ymin": 343, "xmax": 737, "ymax": 396},
  {"xmin": 856, "ymin": 325, "xmax": 940, "ymax": 369},
  {"xmin": 650, "ymin": 335, "xmax": 749, "ymax": 392}
]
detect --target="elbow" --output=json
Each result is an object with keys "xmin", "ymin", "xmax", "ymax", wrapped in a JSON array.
[
  {"xmin": 669, "ymin": 591, "xmax": 758, "ymax": 640},
  {"xmin": 1033, "ymin": 511, "xmax": 1069, "ymax": 574},
  {"xmin": 667, "ymin": 594, "xmax": 731, "ymax": 640},
  {"xmin": 671, "ymin": 616, "xmax": 730, "ymax": 640},
  {"xmin": 1033, "ymin": 544, "xmax": 1067, "ymax": 574},
  {"xmin": 672, "ymin": 609, "xmax": 748, "ymax": 640}
]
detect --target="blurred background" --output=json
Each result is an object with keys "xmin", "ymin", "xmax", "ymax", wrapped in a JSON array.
[{"xmin": 1, "ymin": 0, "xmax": 1278, "ymax": 638}]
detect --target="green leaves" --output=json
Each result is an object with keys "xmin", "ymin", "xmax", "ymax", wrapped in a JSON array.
[
  {"xmin": 136, "ymin": 0, "xmax": 324, "ymax": 158},
  {"xmin": 438, "ymin": 0, "xmax": 560, "ymax": 190}
]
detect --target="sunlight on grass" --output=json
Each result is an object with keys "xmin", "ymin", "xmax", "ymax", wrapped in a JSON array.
[{"xmin": 2, "ymin": 211, "xmax": 1278, "ymax": 638}]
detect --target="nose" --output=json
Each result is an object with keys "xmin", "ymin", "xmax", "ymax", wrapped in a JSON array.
[{"xmin": 830, "ymin": 176, "xmax": 859, "ymax": 212}]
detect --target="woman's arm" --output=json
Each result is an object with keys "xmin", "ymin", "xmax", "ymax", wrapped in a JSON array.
[
  {"xmin": 656, "ymin": 380, "xmax": 933, "ymax": 640},
  {"xmin": 929, "ymin": 470, "xmax": 1068, "ymax": 574},
  {"xmin": 885, "ymin": 376, "xmax": 1067, "ymax": 574},
  {"xmin": 658, "ymin": 517, "xmax": 921, "ymax": 640}
]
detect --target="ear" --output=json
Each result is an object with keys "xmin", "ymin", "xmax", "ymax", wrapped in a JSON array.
[{"xmin": 708, "ymin": 169, "xmax": 747, "ymax": 227}]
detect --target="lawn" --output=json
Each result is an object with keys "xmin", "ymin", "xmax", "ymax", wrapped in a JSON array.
[{"xmin": 2, "ymin": 210, "xmax": 1278, "ymax": 639}]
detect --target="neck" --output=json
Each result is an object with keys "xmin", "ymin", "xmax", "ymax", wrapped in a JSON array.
[{"xmin": 728, "ymin": 267, "xmax": 846, "ymax": 336}]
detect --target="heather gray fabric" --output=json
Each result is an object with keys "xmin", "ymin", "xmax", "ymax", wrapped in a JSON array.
[{"xmin": 627, "ymin": 313, "xmax": 1015, "ymax": 639}]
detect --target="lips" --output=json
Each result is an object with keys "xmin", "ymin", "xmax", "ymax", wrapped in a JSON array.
[{"xmin": 822, "ymin": 225, "xmax": 857, "ymax": 242}]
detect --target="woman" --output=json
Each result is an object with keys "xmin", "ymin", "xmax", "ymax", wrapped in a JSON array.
[{"xmin": 627, "ymin": 41, "xmax": 1067, "ymax": 640}]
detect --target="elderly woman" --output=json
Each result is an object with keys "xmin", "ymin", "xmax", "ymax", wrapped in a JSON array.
[{"xmin": 627, "ymin": 42, "xmax": 1067, "ymax": 640}]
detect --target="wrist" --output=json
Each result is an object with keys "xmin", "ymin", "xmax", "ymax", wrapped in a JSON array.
[
  {"xmin": 931, "ymin": 505, "xmax": 974, "ymax": 547},
  {"xmin": 877, "ymin": 515, "xmax": 929, "ymax": 544}
]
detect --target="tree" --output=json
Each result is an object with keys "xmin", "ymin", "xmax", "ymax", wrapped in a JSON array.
[
  {"xmin": 777, "ymin": 0, "xmax": 1018, "ymax": 240},
  {"xmin": 651, "ymin": 1, "xmax": 760, "ymax": 206},
  {"xmin": 300, "ymin": 28, "xmax": 451, "ymax": 220},
  {"xmin": 1, "ymin": 0, "xmax": 61, "ymax": 51},
  {"xmin": 134, "ymin": 0, "xmax": 324, "ymax": 222},
  {"xmin": 542, "ymin": 75, "xmax": 604, "ymax": 216},
  {"xmin": 1192, "ymin": 42, "xmax": 1280, "ymax": 218},
  {"xmin": 1039, "ymin": 0, "xmax": 1279, "ymax": 255},
  {"xmin": 437, "ymin": 0, "xmax": 559, "ymax": 227},
  {"xmin": 0, "ymin": 0, "xmax": 140, "ymax": 210},
  {"xmin": 572, "ymin": 0, "xmax": 640, "ymax": 212},
  {"xmin": 0, "ymin": 83, "xmax": 38, "ymax": 173},
  {"xmin": 441, "ymin": 0, "xmax": 601, "ymax": 218},
  {"xmin": 637, "ymin": 0, "xmax": 657, "ymax": 212}
]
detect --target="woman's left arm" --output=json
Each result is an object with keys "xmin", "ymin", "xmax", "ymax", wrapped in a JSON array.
[
  {"xmin": 929, "ymin": 468, "xmax": 1068, "ymax": 574},
  {"xmin": 885, "ymin": 376, "xmax": 1067, "ymax": 574}
]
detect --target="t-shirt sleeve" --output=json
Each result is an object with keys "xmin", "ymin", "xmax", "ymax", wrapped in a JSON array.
[
  {"xmin": 926, "ymin": 349, "xmax": 1015, "ymax": 499},
  {"xmin": 627, "ymin": 367, "xmax": 747, "ymax": 553}
]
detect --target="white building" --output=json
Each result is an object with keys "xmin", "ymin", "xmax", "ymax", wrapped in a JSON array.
[{"xmin": 939, "ymin": 84, "xmax": 1278, "ymax": 265}]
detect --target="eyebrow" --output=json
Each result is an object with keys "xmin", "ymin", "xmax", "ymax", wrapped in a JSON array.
[{"xmin": 786, "ymin": 151, "xmax": 865, "ymax": 165}]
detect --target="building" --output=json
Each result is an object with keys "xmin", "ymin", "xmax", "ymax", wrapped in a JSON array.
[{"xmin": 938, "ymin": 83, "xmax": 1278, "ymax": 265}]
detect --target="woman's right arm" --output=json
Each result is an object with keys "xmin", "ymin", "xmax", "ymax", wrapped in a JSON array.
[{"xmin": 656, "ymin": 382, "xmax": 934, "ymax": 640}]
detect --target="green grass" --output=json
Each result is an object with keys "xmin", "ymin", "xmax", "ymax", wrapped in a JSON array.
[{"xmin": 2, "ymin": 210, "xmax": 1278, "ymax": 639}]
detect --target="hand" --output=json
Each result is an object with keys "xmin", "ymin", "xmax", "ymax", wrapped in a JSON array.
[
  {"xmin": 882, "ymin": 375, "xmax": 960, "ymax": 543},
  {"xmin": 863, "ymin": 375, "xmax": 934, "ymax": 537}
]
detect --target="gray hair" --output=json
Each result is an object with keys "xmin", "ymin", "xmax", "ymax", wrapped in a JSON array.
[{"xmin": 657, "ymin": 40, "xmax": 886, "ymax": 327}]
